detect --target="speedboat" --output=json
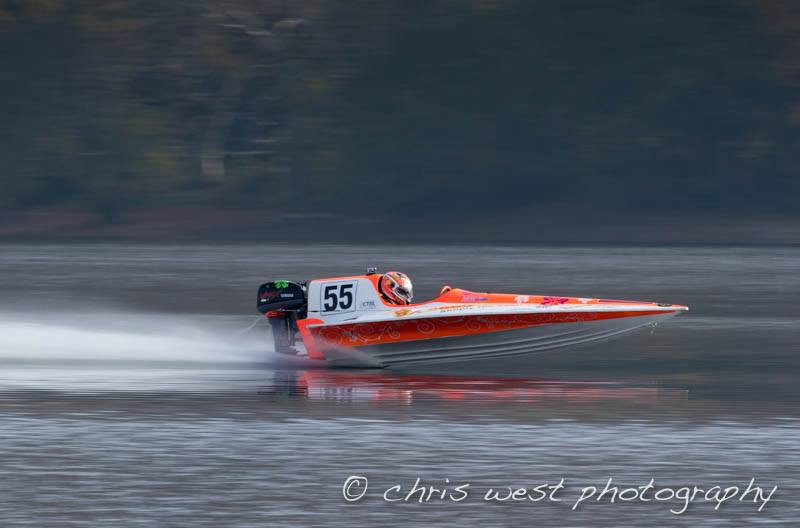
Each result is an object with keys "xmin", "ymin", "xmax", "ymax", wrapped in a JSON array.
[{"xmin": 256, "ymin": 269, "xmax": 688, "ymax": 367}]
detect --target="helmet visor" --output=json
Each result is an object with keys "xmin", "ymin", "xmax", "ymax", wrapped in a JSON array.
[{"xmin": 395, "ymin": 277, "xmax": 413, "ymax": 302}]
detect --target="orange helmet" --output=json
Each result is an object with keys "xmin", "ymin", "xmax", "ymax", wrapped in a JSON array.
[{"xmin": 379, "ymin": 271, "xmax": 413, "ymax": 305}]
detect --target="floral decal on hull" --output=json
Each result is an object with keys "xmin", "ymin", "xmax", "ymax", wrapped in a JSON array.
[{"xmin": 311, "ymin": 310, "xmax": 668, "ymax": 348}]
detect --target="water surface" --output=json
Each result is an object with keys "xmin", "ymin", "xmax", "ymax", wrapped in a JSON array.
[{"xmin": 0, "ymin": 244, "xmax": 798, "ymax": 526}]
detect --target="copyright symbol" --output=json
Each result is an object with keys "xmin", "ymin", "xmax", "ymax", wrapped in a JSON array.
[{"xmin": 342, "ymin": 475, "xmax": 368, "ymax": 502}]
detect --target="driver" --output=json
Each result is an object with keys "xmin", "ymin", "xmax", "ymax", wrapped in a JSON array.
[{"xmin": 378, "ymin": 271, "xmax": 414, "ymax": 305}]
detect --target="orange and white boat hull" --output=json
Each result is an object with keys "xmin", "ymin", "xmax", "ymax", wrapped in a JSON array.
[
  {"xmin": 316, "ymin": 309, "xmax": 681, "ymax": 367},
  {"xmin": 289, "ymin": 275, "xmax": 688, "ymax": 367}
]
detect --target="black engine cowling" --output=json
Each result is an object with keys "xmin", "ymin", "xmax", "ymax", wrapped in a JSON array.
[{"xmin": 256, "ymin": 280, "xmax": 306, "ymax": 313}]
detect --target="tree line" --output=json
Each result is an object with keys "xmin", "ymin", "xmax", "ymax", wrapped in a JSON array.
[{"xmin": 1, "ymin": 0, "xmax": 798, "ymax": 224}]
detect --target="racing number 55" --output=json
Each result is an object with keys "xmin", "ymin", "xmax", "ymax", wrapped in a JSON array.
[{"xmin": 323, "ymin": 283, "xmax": 355, "ymax": 312}]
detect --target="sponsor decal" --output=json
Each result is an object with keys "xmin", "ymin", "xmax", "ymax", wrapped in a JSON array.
[
  {"xmin": 280, "ymin": 293, "xmax": 295, "ymax": 298},
  {"xmin": 460, "ymin": 294, "xmax": 489, "ymax": 302},
  {"xmin": 360, "ymin": 300, "xmax": 376, "ymax": 309},
  {"xmin": 274, "ymin": 280, "xmax": 290, "ymax": 289},
  {"xmin": 260, "ymin": 290, "xmax": 280, "ymax": 301},
  {"xmin": 392, "ymin": 304, "xmax": 475, "ymax": 318},
  {"xmin": 514, "ymin": 295, "xmax": 530, "ymax": 304},
  {"xmin": 541, "ymin": 296, "xmax": 570, "ymax": 305},
  {"xmin": 438, "ymin": 305, "xmax": 474, "ymax": 313}
]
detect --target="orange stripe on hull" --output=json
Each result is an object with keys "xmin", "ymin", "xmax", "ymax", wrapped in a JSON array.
[{"xmin": 310, "ymin": 310, "xmax": 672, "ymax": 348}]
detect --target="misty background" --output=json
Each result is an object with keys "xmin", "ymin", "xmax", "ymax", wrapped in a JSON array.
[{"xmin": 0, "ymin": 0, "xmax": 798, "ymax": 242}]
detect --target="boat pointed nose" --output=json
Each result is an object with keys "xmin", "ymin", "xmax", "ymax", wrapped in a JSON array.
[{"xmin": 657, "ymin": 302, "xmax": 689, "ymax": 312}]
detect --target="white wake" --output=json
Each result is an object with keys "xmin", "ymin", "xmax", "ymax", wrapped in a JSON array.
[{"xmin": 0, "ymin": 310, "xmax": 269, "ymax": 364}]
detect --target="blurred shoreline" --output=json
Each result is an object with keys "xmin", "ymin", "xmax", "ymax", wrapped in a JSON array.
[{"xmin": 1, "ymin": 205, "xmax": 798, "ymax": 245}]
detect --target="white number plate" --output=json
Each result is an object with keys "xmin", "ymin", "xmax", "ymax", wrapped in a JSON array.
[{"xmin": 320, "ymin": 281, "xmax": 358, "ymax": 314}]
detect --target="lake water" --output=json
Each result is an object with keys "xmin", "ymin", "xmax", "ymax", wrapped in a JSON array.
[{"xmin": 0, "ymin": 244, "xmax": 798, "ymax": 526}]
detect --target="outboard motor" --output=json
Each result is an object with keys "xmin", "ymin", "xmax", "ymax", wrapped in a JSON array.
[{"xmin": 257, "ymin": 280, "xmax": 307, "ymax": 354}]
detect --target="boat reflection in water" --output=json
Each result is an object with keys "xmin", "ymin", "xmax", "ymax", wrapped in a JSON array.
[{"xmin": 261, "ymin": 370, "xmax": 688, "ymax": 405}]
